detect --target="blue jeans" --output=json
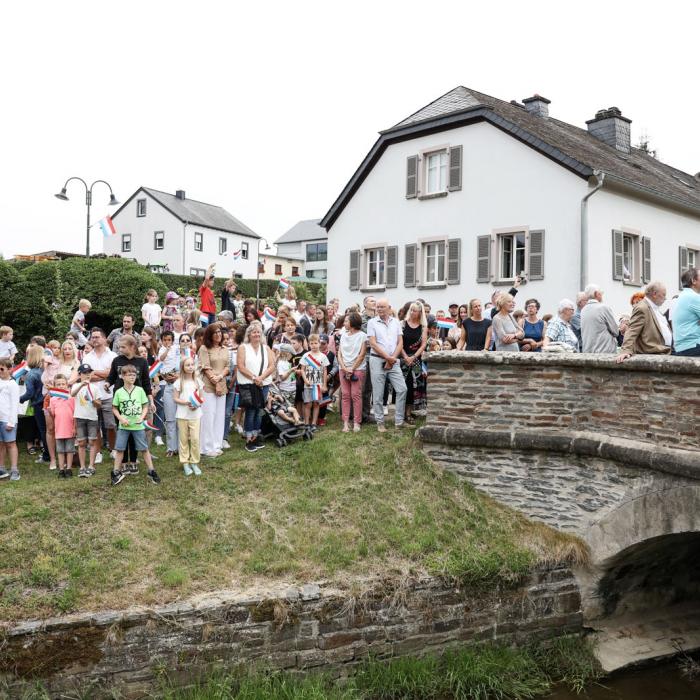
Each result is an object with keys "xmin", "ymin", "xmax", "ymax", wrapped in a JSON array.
[
  {"xmin": 162, "ymin": 382, "xmax": 178, "ymax": 451},
  {"xmin": 369, "ymin": 356, "xmax": 407, "ymax": 425},
  {"xmin": 674, "ymin": 344, "xmax": 700, "ymax": 357},
  {"xmin": 155, "ymin": 384, "xmax": 165, "ymax": 438},
  {"xmin": 243, "ymin": 386, "xmax": 269, "ymax": 439},
  {"xmin": 223, "ymin": 390, "xmax": 238, "ymax": 441}
]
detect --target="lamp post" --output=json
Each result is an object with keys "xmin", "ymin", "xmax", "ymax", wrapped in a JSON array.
[{"xmin": 54, "ymin": 177, "xmax": 120, "ymax": 258}]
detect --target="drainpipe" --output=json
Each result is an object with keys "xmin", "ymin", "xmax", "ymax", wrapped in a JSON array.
[
  {"xmin": 580, "ymin": 170, "xmax": 605, "ymax": 291},
  {"xmin": 182, "ymin": 222, "xmax": 187, "ymax": 275}
]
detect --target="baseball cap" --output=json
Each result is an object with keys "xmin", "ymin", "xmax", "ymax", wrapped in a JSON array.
[
  {"xmin": 448, "ymin": 303, "xmax": 459, "ymax": 309},
  {"xmin": 319, "ymin": 334, "xmax": 329, "ymax": 343},
  {"xmin": 78, "ymin": 363, "xmax": 93, "ymax": 374},
  {"xmin": 276, "ymin": 343, "xmax": 294, "ymax": 354}
]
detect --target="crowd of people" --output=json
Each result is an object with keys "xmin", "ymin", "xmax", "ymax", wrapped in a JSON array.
[{"xmin": 1, "ymin": 264, "xmax": 699, "ymax": 486}]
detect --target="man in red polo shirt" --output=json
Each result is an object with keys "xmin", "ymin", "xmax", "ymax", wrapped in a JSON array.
[{"xmin": 199, "ymin": 264, "xmax": 217, "ymax": 327}]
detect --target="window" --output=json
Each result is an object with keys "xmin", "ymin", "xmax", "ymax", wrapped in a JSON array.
[
  {"xmin": 423, "ymin": 241, "xmax": 446, "ymax": 284},
  {"xmin": 275, "ymin": 264, "xmax": 283, "ymax": 275},
  {"xmin": 137, "ymin": 199, "xmax": 147, "ymax": 217},
  {"xmin": 622, "ymin": 234, "xmax": 635, "ymax": 281},
  {"xmin": 190, "ymin": 267, "xmax": 206, "ymax": 276},
  {"xmin": 612, "ymin": 229, "xmax": 649, "ymax": 285},
  {"xmin": 689, "ymin": 249, "xmax": 698, "ymax": 269},
  {"xmin": 499, "ymin": 232, "xmax": 526, "ymax": 280},
  {"xmin": 153, "ymin": 231, "xmax": 164, "ymax": 250},
  {"xmin": 306, "ymin": 242, "xmax": 327, "ymax": 262},
  {"xmin": 219, "ymin": 237, "xmax": 227, "ymax": 255},
  {"xmin": 425, "ymin": 151, "xmax": 448, "ymax": 194},
  {"xmin": 241, "ymin": 242, "xmax": 249, "ymax": 259},
  {"xmin": 307, "ymin": 269, "xmax": 327, "ymax": 280},
  {"xmin": 366, "ymin": 248, "xmax": 385, "ymax": 287},
  {"xmin": 292, "ymin": 266, "xmax": 299, "ymax": 277},
  {"xmin": 121, "ymin": 234, "xmax": 131, "ymax": 253},
  {"xmin": 194, "ymin": 232, "xmax": 203, "ymax": 252}
]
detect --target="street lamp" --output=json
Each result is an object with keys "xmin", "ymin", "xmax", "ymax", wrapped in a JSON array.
[{"xmin": 54, "ymin": 177, "xmax": 120, "ymax": 258}]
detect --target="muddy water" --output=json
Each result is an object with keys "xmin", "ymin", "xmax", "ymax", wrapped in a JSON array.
[{"xmin": 547, "ymin": 659, "xmax": 700, "ymax": 699}]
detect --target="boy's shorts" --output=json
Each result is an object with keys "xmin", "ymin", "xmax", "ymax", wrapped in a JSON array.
[
  {"xmin": 55, "ymin": 437, "xmax": 75, "ymax": 454},
  {"xmin": 0, "ymin": 421, "xmax": 17, "ymax": 442},
  {"xmin": 75, "ymin": 418, "xmax": 99, "ymax": 441},
  {"xmin": 302, "ymin": 387, "xmax": 320, "ymax": 404},
  {"xmin": 115, "ymin": 428, "xmax": 148, "ymax": 452}
]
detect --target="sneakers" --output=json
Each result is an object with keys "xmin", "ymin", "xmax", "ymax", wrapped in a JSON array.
[
  {"xmin": 383, "ymin": 405, "xmax": 389, "ymax": 416},
  {"xmin": 155, "ymin": 436, "xmax": 164, "ymax": 446},
  {"xmin": 65, "ymin": 469, "xmax": 73, "ymax": 478},
  {"xmin": 222, "ymin": 440, "xmax": 231, "ymax": 449},
  {"xmin": 122, "ymin": 463, "xmax": 139, "ymax": 476},
  {"xmin": 58, "ymin": 470, "xmax": 66, "ymax": 479},
  {"xmin": 147, "ymin": 469, "xmax": 161, "ymax": 484},
  {"xmin": 0, "ymin": 468, "xmax": 9, "ymax": 480},
  {"xmin": 192, "ymin": 463, "xmax": 202, "ymax": 476},
  {"xmin": 49, "ymin": 462, "xmax": 57, "ymax": 470},
  {"xmin": 10, "ymin": 470, "xmax": 20, "ymax": 481},
  {"xmin": 245, "ymin": 441, "xmax": 257, "ymax": 453},
  {"xmin": 254, "ymin": 436, "xmax": 266, "ymax": 450},
  {"xmin": 95, "ymin": 452, "xmax": 103, "ymax": 464},
  {"xmin": 87, "ymin": 466, "xmax": 96, "ymax": 476},
  {"xmin": 377, "ymin": 423, "xmax": 387, "ymax": 433},
  {"xmin": 35, "ymin": 455, "xmax": 48, "ymax": 464},
  {"xmin": 111, "ymin": 470, "xmax": 125, "ymax": 487},
  {"xmin": 110, "ymin": 450, "xmax": 117, "ymax": 460},
  {"xmin": 235, "ymin": 424, "xmax": 244, "ymax": 435},
  {"xmin": 79, "ymin": 467, "xmax": 89, "ymax": 478},
  {"xmin": 353, "ymin": 424, "xmax": 361, "ymax": 433},
  {"xmin": 183, "ymin": 463, "xmax": 193, "ymax": 476}
]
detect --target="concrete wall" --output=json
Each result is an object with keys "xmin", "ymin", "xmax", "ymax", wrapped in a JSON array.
[{"xmin": 1, "ymin": 570, "xmax": 581, "ymax": 697}]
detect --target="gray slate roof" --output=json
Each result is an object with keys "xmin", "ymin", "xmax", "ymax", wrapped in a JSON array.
[
  {"xmin": 321, "ymin": 86, "xmax": 700, "ymax": 229},
  {"xmin": 114, "ymin": 187, "xmax": 259, "ymax": 238},
  {"xmin": 275, "ymin": 218, "xmax": 327, "ymax": 245}
]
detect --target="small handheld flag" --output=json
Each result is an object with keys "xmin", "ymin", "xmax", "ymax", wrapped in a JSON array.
[
  {"xmin": 148, "ymin": 360, "xmax": 163, "ymax": 379},
  {"xmin": 310, "ymin": 384, "xmax": 322, "ymax": 402},
  {"xmin": 99, "ymin": 216, "xmax": 117, "ymax": 238},
  {"xmin": 188, "ymin": 390, "xmax": 204, "ymax": 410},
  {"xmin": 11, "ymin": 361, "xmax": 28, "ymax": 381},
  {"xmin": 263, "ymin": 307, "xmax": 276, "ymax": 323},
  {"xmin": 278, "ymin": 278, "xmax": 290, "ymax": 290},
  {"xmin": 199, "ymin": 312, "xmax": 209, "ymax": 325},
  {"xmin": 49, "ymin": 388, "xmax": 71, "ymax": 400},
  {"xmin": 436, "ymin": 317, "xmax": 456, "ymax": 330},
  {"xmin": 145, "ymin": 419, "xmax": 159, "ymax": 431}
]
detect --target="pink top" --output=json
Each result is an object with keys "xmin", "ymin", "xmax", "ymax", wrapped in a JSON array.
[
  {"xmin": 41, "ymin": 356, "xmax": 60, "ymax": 394},
  {"xmin": 49, "ymin": 396, "xmax": 76, "ymax": 439}
]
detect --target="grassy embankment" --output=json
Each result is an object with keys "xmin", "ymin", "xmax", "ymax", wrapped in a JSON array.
[{"xmin": 0, "ymin": 417, "xmax": 586, "ymax": 622}]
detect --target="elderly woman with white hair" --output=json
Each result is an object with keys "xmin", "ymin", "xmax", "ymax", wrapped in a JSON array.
[
  {"xmin": 543, "ymin": 299, "xmax": 579, "ymax": 351},
  {"xmin": 491, "ymin": 293, "xmax": 524, "ymax": 351}
]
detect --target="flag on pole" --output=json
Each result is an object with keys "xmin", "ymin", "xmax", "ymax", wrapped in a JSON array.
[
  {"xmin": 98, "ymin": 216, "xmax": 117, "ymax": 237},
  {"xmin": 148, "ymin": 360, "xmax": 163, "ymax": 379},
  {"xmin": 278, "ymin": 278, "xmax": 290, "ymax": 289},
  {"xmin": 188, "ymin": 390, "xmax": 204, "ymax": 410},
  {"xmin": 263, "ymin": 307, "xmax": 276, "ymax": 323},
  {"xmin": 49, "ymin": 387, "xmax": 71, "ymax": 400},
  {"xmin": 11, "ymin": 361, "xmax": 28, "ymax": 381},
  {"xmin": 435, "ymin": 317, "xmax": 456, "ymax": 330}
]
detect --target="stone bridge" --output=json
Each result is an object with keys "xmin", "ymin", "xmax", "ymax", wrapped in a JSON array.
[{"xmin": 418, "ymin": 352, "xmax": 700, "ymax": 671}]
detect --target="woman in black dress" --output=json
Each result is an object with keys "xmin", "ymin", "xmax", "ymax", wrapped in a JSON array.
[
  {"xmin": 400, "ymin": 302, "xmax": 428, "ymax": 423},
  {"xmin": 458, "ymin": 298, "xmax": 493, "ymax": 351}
]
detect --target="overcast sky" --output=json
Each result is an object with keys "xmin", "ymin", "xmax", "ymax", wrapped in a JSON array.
[{"xmin": 1, "ymin": 0, "xmax": 698, "ymax": 259}]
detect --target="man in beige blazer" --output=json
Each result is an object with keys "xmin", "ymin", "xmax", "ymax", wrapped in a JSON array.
[{"xmin": 617, "ymin": 281, "xmax": 673, "ymax": 362}]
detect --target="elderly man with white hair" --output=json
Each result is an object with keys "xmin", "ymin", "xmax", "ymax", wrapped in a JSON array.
[
  {"xmin": 543, "ymin": 299, "xmax": 579, "ymax": 351},
  {"xmin": 580, "ymin": 284, "xmax": 619, "ymax": 353}
]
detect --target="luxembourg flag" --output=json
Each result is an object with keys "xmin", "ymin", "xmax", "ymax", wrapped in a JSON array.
[
  {"xmin": 199, "ymin": 312, "xmax": 209, "ymax": 325},
  {"xmin": 148, "ymin": 360, "xmax": 163, "ymax": 379},
  {"xmin": 145, "ymin": 419, "xmax": 159, "ymax": 431},
  {"xmin": 98, "ymin": 215, "xmax": 116, "ymax": 238},
  {"xmin": 180, "ymin": 347, "xmax": 193, "ymax": 360},
  {"xmin": 263, "ymin": 307, "xmax": 276, "ymax": 323},
  {"xmin": 188, "ymin": 390, "xmax": 204, "ymax": 410},
  {"xmin": 11, "ymin": 361, "xmax": 28, "ymax": 381},
  {"xmin": 302, "ymin": 353, "xmax": 322, "ymax": 369},
  {"xmin": 232, "ymin": 249, "xmax": 241, "ymax": 260},
  {"xmin": 436, "ymin": 317, "xmax": 456, "ymax": 330},
  {"xmin": 278, "ymin": 278, "xmax": 290, "ymax": 290},
  {"xmin": 310, "ymin": 384, "xmax": 322, "ymax": 402},
  {"xmin": 49, "ymin": 387, "xmax": 71, "ymax": 400}
]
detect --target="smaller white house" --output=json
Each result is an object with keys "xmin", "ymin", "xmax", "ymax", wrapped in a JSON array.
[
  {"xmin": 104, "ymin": 187, "xmax": 260, "ymax": 278},
  {"xmin": 259, "ymin": 253, "xmax": 304, "ymax": 281},
  {"xmin": 275, "ymin": 219, "xmax": 328, "ymax": 281}
]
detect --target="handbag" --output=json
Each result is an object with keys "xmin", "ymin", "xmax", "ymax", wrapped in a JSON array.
[{"xmin": 238, "ymin": 345, "xmax": 266, "ymax": 409}]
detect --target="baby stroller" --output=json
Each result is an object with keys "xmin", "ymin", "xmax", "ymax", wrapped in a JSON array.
[{"xmin": 261, "ymin": 385, "xmax": 314, "ymax": 447}]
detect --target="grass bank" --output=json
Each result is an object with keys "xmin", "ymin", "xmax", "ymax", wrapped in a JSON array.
[{"xmin": 0, "ymin": 416, "xmax": 585, "ymax": 622}]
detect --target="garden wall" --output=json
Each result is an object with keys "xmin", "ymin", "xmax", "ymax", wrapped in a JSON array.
[{"xmin": 2, "ymin": 569, "xmax": 581, "ymax": 698}]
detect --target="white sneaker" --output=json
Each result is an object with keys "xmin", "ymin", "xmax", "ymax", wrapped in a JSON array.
[
  {"xmin": 155, "ymin": 436, "xmax": 164, "ymax": 446},
  {"xmin": 110, "ymin": 450, "xmax": 117, "ymax": 460},
  {"xmin": 95, "ymin": 452, "xmax": 103, "ymax": 464},
  {"xmin": 222, "ymin": 440, "xmax": 231, "ymax": 449},
  {"xmin": 235, "ymin": 424, "xmax": 244, "ymax": 435},
  {"xmin": 383, "ymin": 405, "xmax": 389, "ymax": 416}
]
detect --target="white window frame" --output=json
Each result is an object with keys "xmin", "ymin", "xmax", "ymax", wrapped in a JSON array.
[
  {"xmin": 490, "ymin": 226, "xmax": 529, "ymax": 283},
  {"xmin": 219, "ymin": 237, "xmax": 227, "ymax": 255},
  {"xmin": 190, "ymin": 267, "xmax": 206, "ymax": 276},
  {"xmin": 364, "ymin": 246, "xmax": 386, "ymax": 289},
  {"xmin": 194, "ymin": 232, "xmax": 203, "ymax": 252},
  {"xmin": 241, "ymin": 241, "xmax": 249, "ymax": 259},
  {"xmin": 153, "ymin": 231, "xmax": 164, "ymax": 250},
  {"xmin": 418, "ymin": 144, "xmax": 450, "ymax": 197},
  {"xmin": 136, "ymin": 199, "xmax": 147, "ymax": 217},
  {"xmin": 121, "ymin": 234, "xmax": 131, "ymax": 253},
  {"xmin": 620, "ymin": 227, "xmax": 642, "ymax": 285},
  {"xmin": 421, "ymin": 238, "xmax": 447, "ymax": 285},
  {"xmin": 688, "ymin": 248, "xmax": 699, "ymax": 269}
]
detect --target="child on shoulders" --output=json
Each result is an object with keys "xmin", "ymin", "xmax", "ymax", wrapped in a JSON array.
[{"xmin": 71, "ymin": 299, "xmax": 91, "ymax": 348}]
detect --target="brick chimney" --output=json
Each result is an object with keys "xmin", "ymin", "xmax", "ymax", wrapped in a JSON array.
[
  {"xmin": 175, "ymin": 190, "xmax": 186, "ymax": 200},
  {"xmin": 522, "ymin": 94, "xmax": 550, "ymax": 118},
  {"xmin": 586, "ymin": 107, "xmax": 632, "ymax": 154}
]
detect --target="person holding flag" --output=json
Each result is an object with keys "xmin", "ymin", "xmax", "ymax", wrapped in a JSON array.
[
  {"xmin": 275, "ymin": 280, "xmax": 297, "ymax": 312},
  {"xmin": 300, "ymin": 333, "xmax": 329, "ymax": 429},
  {"xmin": 199, "ymin": 264, "xmax": 217, "ymax": 327},
  {"xmin": 173, "ymin": 356, "xmax": 204, "ymax": 476}
]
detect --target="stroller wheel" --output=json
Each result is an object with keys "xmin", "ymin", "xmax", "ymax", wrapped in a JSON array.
[
  {"xmin": 276, "ymin": 437, "xmax": 286, "ymax": 447},
  {"xmin": 303, "ymin": 430, "xmax": 312, "ymax": 441}
]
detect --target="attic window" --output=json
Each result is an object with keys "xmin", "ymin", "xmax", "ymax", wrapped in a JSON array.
[{"xmin": 671, "ymin": 174, "xmax": 695, "ymax": 188}]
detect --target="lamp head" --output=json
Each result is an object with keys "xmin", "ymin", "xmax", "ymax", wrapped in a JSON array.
[
  {"xmin": 54, "ymin": 188, "xmax": 69, "ymax": 201},
  {"xmin": 108, "ymin": 194, "xmax": 120, "ymax": 206}
]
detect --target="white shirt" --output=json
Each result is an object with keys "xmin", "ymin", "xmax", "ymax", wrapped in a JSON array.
[
  {"xmin": 0, "ymin": 339, "xmax": 17, "ymax": 360},
  {"xmin": 73, "ymin": 383, "xmax": 98, "ymax": 421},
  {"xmin": 82, "ymin": 347, "xmax": 117, "ymax": 400},
  {"xmin": 237, "ymin": 343, "xmax": 272, "ymax": 386},
  {"xmin": 141, "ymin": 303, "xmax": 162, "ymax": 327},
  {"xmin": 159, "ymin": 344, "xmax": 179, "ymax": 374},
  {"xmin": 367, "ymin": 316, "xmax": 402, "ymax": 356},
  {"xmin": 339, "ymin": 330, "xmax": 367, "ymax": 370},
  {"xmin": 645, "ymin": 297, "xmax": 673, "ymax": 347},
  {"xmin": 0, "ymin": 378, "xmax": 20, "ymax": 424},
  {"xmin": 174, "ymin": 377, "xmax": 204, "ymax": 420}
]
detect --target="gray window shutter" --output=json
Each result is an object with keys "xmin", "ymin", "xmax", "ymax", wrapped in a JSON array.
[
  {"xmin": 679, "ymin": 246, "xmax": 689, "ymax": 289},
  {"xmin": 477, "ymin": 235, "xmax": 491, "ymax": 283},
  {"xmin": 406, "ymin": 155, "xmax": 418, "ymax": 199},
  {"xmin": 641, "ymin": 236, "xmax": 651, "ymax": 283},
  {"xmin": 386, "ymin": 246, "xmax": 398, "ymax": 288},
  {"xmin": 528, "ymin": 230, "xmax": 545, "ymax": 280},
  {"xmin": 447, "ymin": 238, "xmax": 461, "ymax": 285},
  {"xmin": 349, "ymin": 250, "xmax": 360, "ymax": 290},
  {"xmin": 447, "ymin": 145, "xmax": 462, "ymax": 192},
  {"xmin": 404, "ymin": 244, "xmax": 417, "ymax": 287},
  {"xmin": 612, "ymin": 230, "xmax": 624, "ymax": 281}
]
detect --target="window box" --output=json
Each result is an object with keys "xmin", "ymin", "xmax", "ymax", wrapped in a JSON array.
[{"xmin": 275, "ymin": 264, "xmax": 283, "ymax": 275}]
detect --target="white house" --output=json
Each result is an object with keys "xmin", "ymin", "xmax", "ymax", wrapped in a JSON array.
[
  {"xmin": 104, "ymin": 187, "xmax": 261, "ymax": 278},
  {"xmin": 320, "ymin": 87, "xmax": 700, "ymax": 316},
  {"xmin": 275, "ymin": 219, "xmax": 328, "ymax": 281},
  {"xmin": 258, "ymin": 252, "xmax": 304, "ymax": 281}
]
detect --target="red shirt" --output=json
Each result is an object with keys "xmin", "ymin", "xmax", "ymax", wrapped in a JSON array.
[{"xmin": 199, "ymin": 282, "xmax": 216, "ymax": 314}]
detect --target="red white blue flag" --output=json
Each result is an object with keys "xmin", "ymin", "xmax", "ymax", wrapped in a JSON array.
[
  {"xmin": 11, "ymin": 361, "xmax": 28, "ymax": 381},
  {"xmin": 148, "ymin": 360, "xmax": 163, "ymax": 379},
  {"xmin": 279, "ymin": 278, "xmax": 290, "ymax": 289},
  {"xmin": 99, "ymin": 216, "xmax": 117, "ymax": 237},
  {"xmin": 436, "ymin": 317, "xmax": 456, "ymax": 330},
  {"xmin": 49, "ymin": 387, "xmax": 71, "ymax": 400},
  {"xmin": 188, "ymin": 390, "xmax": 204, "ymax": 410}
]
